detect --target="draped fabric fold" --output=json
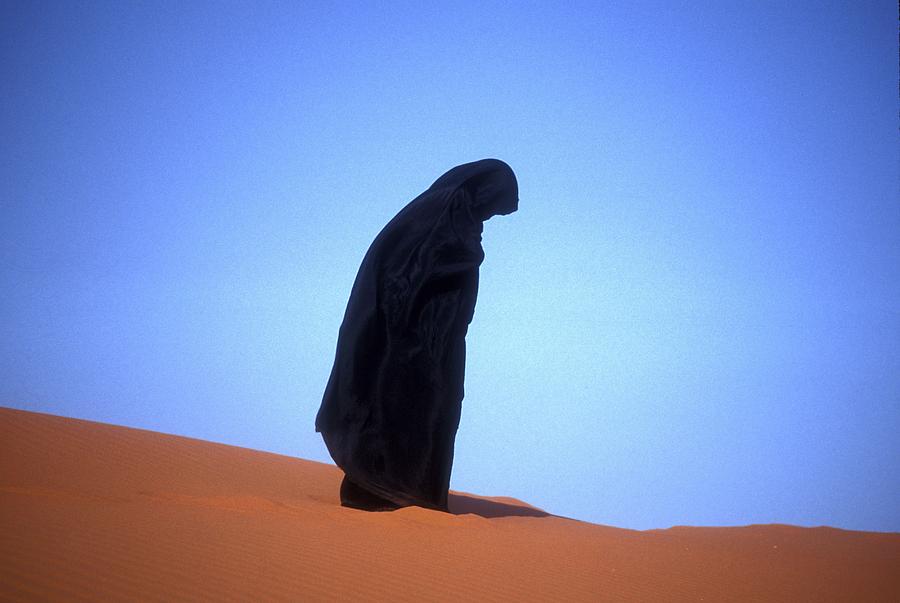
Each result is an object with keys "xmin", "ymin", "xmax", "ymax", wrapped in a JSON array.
[{"xmin": 315, "ymin": 159, "xmax": 518, "ymax": 511}]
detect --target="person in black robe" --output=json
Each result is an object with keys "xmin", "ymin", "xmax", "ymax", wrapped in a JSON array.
[{"xmin": 315, "ymin": 158, "xmax": 518, "ymax": 512}]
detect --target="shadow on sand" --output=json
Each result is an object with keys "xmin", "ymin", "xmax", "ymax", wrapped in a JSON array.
[{"xmin": 448, "ymin": 493, "xmax": 549, "ymax": 519}]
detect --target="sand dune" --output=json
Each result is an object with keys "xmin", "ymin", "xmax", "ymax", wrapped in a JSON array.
[{"xmin": 1, "ymin": 407, "xmax": 897, "ymax": 602}]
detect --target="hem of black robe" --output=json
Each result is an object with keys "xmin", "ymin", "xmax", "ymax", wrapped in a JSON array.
[
  {"xmin": 319, "ymin": 429, "xmax": 451, "ymax": 513},
  {"xmin": 340, "ymin": 469, "xmax": 450, "ymax": 513},
  {"xmin": 340, "ymin": 474, "xmax": 402, "ymax": 512}
]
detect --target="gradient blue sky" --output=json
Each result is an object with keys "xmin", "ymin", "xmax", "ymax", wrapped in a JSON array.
[{"xmin": 2, "ymin": 1, "xmax": 897, "ymax": 531}]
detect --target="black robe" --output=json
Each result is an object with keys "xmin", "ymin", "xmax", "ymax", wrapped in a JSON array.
[{"xmin": 315, "ymin": 159, "xmax": 518, "ymax": 511}]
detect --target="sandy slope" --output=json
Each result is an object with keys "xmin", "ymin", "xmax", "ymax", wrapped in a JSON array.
[{"xmin": 1, "ymin": 407, "xmax": 897, "ymax": 602}]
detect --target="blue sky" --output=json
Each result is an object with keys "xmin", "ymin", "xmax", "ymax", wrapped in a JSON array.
[{"xmin": 2, "ymin": 1, "xmax": 897, "ymax": 531}]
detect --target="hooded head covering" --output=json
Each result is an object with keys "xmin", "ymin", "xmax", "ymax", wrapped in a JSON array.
[
  {"xmin": 429, "ymin": 158, "xmax": 518, "ymax": 219},
  {"xmin": 315, "ymin": 159, "xmax": 518, "ymax": 511}
]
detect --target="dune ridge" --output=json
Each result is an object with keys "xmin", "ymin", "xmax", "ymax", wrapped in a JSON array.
[{"xmin": 1, "ymin": 407, "xmax": 897, "ymax": 602}]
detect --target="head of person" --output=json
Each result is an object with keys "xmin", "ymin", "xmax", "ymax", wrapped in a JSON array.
[{"xmin": 430, "ymin": 159, "xmax": 518, "ymax": 221}]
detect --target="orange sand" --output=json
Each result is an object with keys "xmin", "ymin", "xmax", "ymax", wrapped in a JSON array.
[{"xmin": 1, "ymin": 407, "xmax": 897, "ymax": 602}]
